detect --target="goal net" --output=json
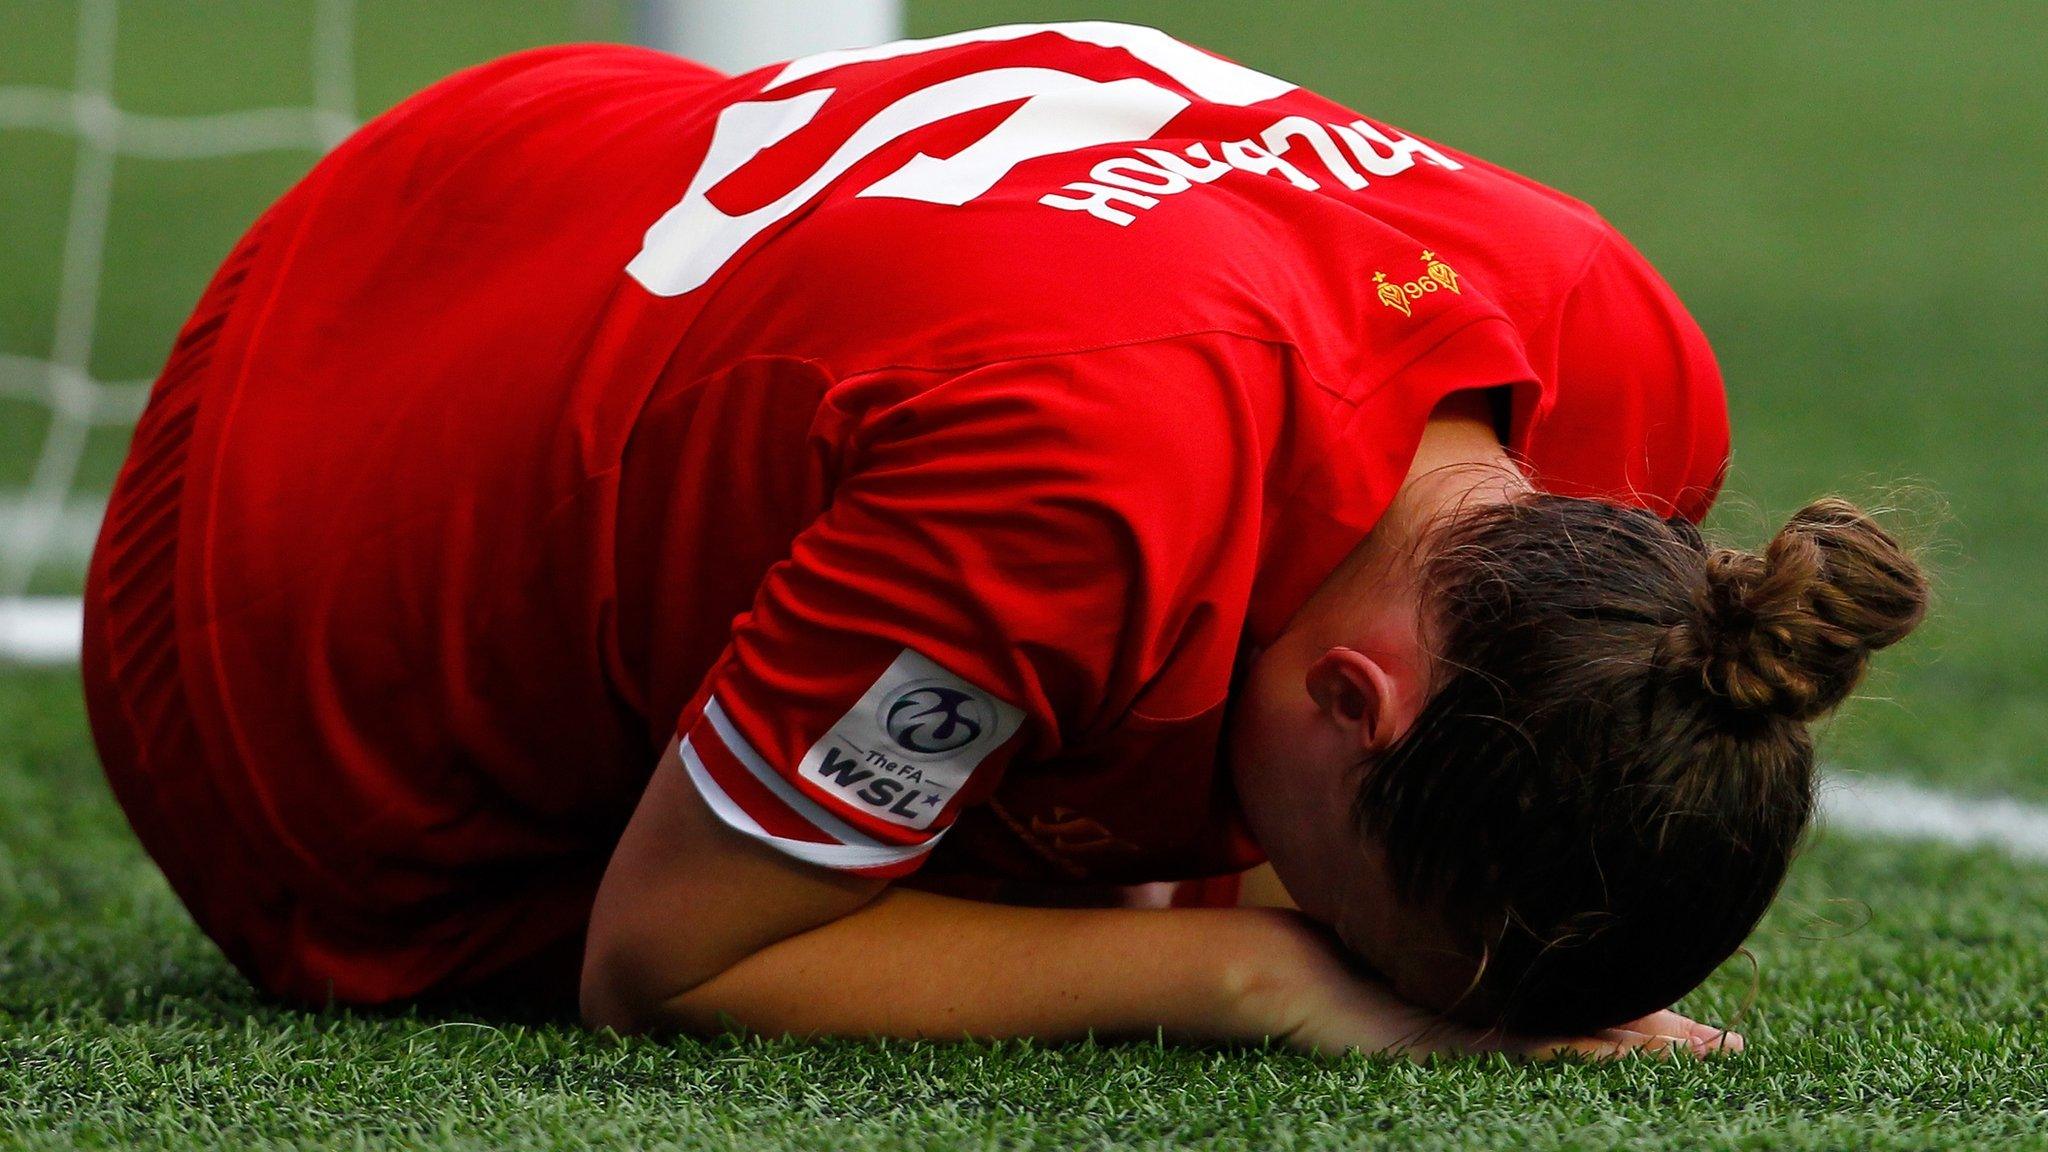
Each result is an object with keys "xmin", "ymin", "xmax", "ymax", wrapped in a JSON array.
[
  {"xmin": 0, "ymin": 0, "xmax": 358, "ymax": 661},
  {"xmin": 0, "ymin": 0, "xmax": 900, "ymax": 664}
]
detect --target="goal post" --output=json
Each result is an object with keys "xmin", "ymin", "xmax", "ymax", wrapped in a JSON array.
[{"xmin": 634, "ymin": 0, "xmax": 905, "ymax": 74}]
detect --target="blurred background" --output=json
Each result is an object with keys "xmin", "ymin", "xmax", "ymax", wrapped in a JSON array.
[{"xmin": 1, "ymin": 0, "xmax": 2042, "ymax": 798}]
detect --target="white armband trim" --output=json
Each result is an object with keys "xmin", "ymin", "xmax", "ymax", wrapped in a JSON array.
[
  {"xmin": 680, "ymin": 736, "xmax": 939, "ymax": 872},
  {"xmin": 702, "ymin": 698, "xmax": 906, "ymax": 850}
]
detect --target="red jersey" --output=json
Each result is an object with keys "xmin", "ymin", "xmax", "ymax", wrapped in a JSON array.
[{"xmin": 124, "ymin": 25, "xmax": 1724, "ymax": 998}]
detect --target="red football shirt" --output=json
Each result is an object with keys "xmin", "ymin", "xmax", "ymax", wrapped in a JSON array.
[{"xmin": 179, "ymin": 24, "xmax": 1727, "ymax": 969}]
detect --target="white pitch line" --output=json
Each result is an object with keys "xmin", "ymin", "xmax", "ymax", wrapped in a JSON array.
[
  {"xmin": 3, "ymin": 592, "xmax": 2046, "ymax": 866},
  {"xmin": 0, "ymin": 597, "xmax": 84, "ymax": 665},
  {"xmin": 1819, "ymin": 773, "xmax": 2048, "ymax": 863}
]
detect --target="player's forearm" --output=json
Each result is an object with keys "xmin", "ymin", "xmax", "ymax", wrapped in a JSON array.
[
  {"xmin": 650, "ymin": 887, "xmax": 1306, "ymax": 1043},
  {"xmin": 584, "ymin": 752, "xmax": 1322, "ymax": 1045}
]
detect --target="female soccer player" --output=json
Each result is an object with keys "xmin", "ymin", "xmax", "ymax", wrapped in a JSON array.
[{"xmin": 83, "ymin": 24, "xmax": 1927, "ymax": 1057}]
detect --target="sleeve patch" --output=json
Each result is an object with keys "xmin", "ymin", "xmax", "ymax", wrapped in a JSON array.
[{"xmin": 796, "ymin": 648, "xmax": 1025, "ymax": 831}]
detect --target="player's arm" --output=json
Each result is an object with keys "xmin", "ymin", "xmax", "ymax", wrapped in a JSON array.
[
  {"xmin": 581, "ymin": 342, "xmax": 1698, "ymax": 1057},
  {"xmin": 580, "ymin": 739, "xmax": 1678, "ymax": 1058},
  {"xmin": 581, "ymin": 740, "xmax": 1275, "ymax": 1045}
]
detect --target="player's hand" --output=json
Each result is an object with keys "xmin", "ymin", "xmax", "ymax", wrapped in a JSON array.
[
  {"xmin": 1612, "ymin": 1008, "xmax": 1745, "ymax": 1057},
  {"xmin": 1236, "ymin": 912, "xmax": 1730, "ymax": 1060}
]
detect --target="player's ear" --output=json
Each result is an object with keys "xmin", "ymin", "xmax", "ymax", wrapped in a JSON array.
[{"xmin": 1305, "ymin": 647, "xmax": 1403, "ymax": 753}]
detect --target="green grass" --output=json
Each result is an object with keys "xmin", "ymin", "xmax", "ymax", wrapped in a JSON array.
[
  {"xmin": 5, "ymin": 0, "xmax": 2045, "ymax": 786},
  {"xmin": 4, "ymin": 2, "xmax": 2047, "ymax": 1147},
  {"xmin": 5, "ymin": 667, "xmax": 2047, "ymax": 1149}
]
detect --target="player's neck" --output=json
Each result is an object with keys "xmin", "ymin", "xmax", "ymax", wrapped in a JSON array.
[
  {"xmin": 1292, "ymin": 397, "xmax": 1527, "ymax": 653},
  {"xmin": 1379, "ymin": 417, "xmax": 1526, "ymax": 551}
]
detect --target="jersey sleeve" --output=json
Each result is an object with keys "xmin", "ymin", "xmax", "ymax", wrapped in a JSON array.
[
  {"xmin": 671, "ymin": 337, "xmax": 1269, "ymax": 878},
  {"xmin": 1527, "ymin": 230, "xmax": 1731, "ymax": 522}
]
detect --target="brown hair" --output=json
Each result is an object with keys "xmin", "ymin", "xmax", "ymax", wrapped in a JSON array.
[{"xmin": 1353, "ymin": 494, "xmax": 1929, "ymax": 1034}]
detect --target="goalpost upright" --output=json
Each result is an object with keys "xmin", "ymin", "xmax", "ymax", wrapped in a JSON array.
[{"xmin": 635, "ymin": 0, "xmax": 906, "ymax": 74}]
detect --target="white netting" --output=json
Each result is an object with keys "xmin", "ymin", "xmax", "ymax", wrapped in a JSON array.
[
  {"xmin": 0, "ymin": 0, "xmax": 897, "ymax": 663},
  {"xmin": 0, "ymin": 0, "xmax": 358, "ymax": 659}
]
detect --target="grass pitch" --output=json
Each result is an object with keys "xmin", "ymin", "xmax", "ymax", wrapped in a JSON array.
[
  {"xmin": 4, "ymin": 0, "xmax": 2044, "ymax": 788},
  {"xmin": 5, "ymin": 667, "xmax": 2047, "ymax": 1148},
  {"xmin": 3, "ymin": 1, "xmax": 2046, "ymax": 1148}
]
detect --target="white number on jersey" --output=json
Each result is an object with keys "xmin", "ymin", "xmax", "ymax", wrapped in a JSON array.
[{"xmin": 625, "ymin": 22, "xmax": 1294, "ymax": 297}]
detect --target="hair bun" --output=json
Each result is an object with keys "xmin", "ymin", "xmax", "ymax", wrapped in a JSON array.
[{"xmin": 1675, "ymin": 498, "xmax": 1929, "ymax": 720}]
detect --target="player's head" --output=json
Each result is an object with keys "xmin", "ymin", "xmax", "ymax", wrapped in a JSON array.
[{"xmin": 1228, "ymin": 493, "xmax": 1928, "ymax": 1033}]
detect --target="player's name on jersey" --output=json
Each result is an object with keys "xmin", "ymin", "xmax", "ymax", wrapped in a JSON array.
[
  {"xmin": 628, "ymin": 22, "xmax": 1470, "ymax": 297},
  {"xmin": 1039, "ymin": 116, "xmax": 1464, "ymax": 227}
]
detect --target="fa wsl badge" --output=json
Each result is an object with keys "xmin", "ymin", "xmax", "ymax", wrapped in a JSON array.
[{"xmin": 798, "ymin": 649, "xmax": 1025, "ymax": 831}]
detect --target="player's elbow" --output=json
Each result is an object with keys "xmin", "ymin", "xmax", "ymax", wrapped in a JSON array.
[
  {"xmin": 579, "ymin": 930, "xmax": 659, "ymax": 1034},
  {"xmin": 578, "ymin": 919, "xmax": 716, "ymax": 1035}
]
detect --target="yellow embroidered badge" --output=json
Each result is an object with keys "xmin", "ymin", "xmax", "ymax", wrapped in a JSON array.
[{"xmin": 1374, "ymin": 250, "xmax": 1462, "ymax": 316}]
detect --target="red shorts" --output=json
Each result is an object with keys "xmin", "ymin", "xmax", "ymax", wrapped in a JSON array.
[{"xmin": 82, "ymin": 224, "xmax": 593, "ymax": 1013}]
